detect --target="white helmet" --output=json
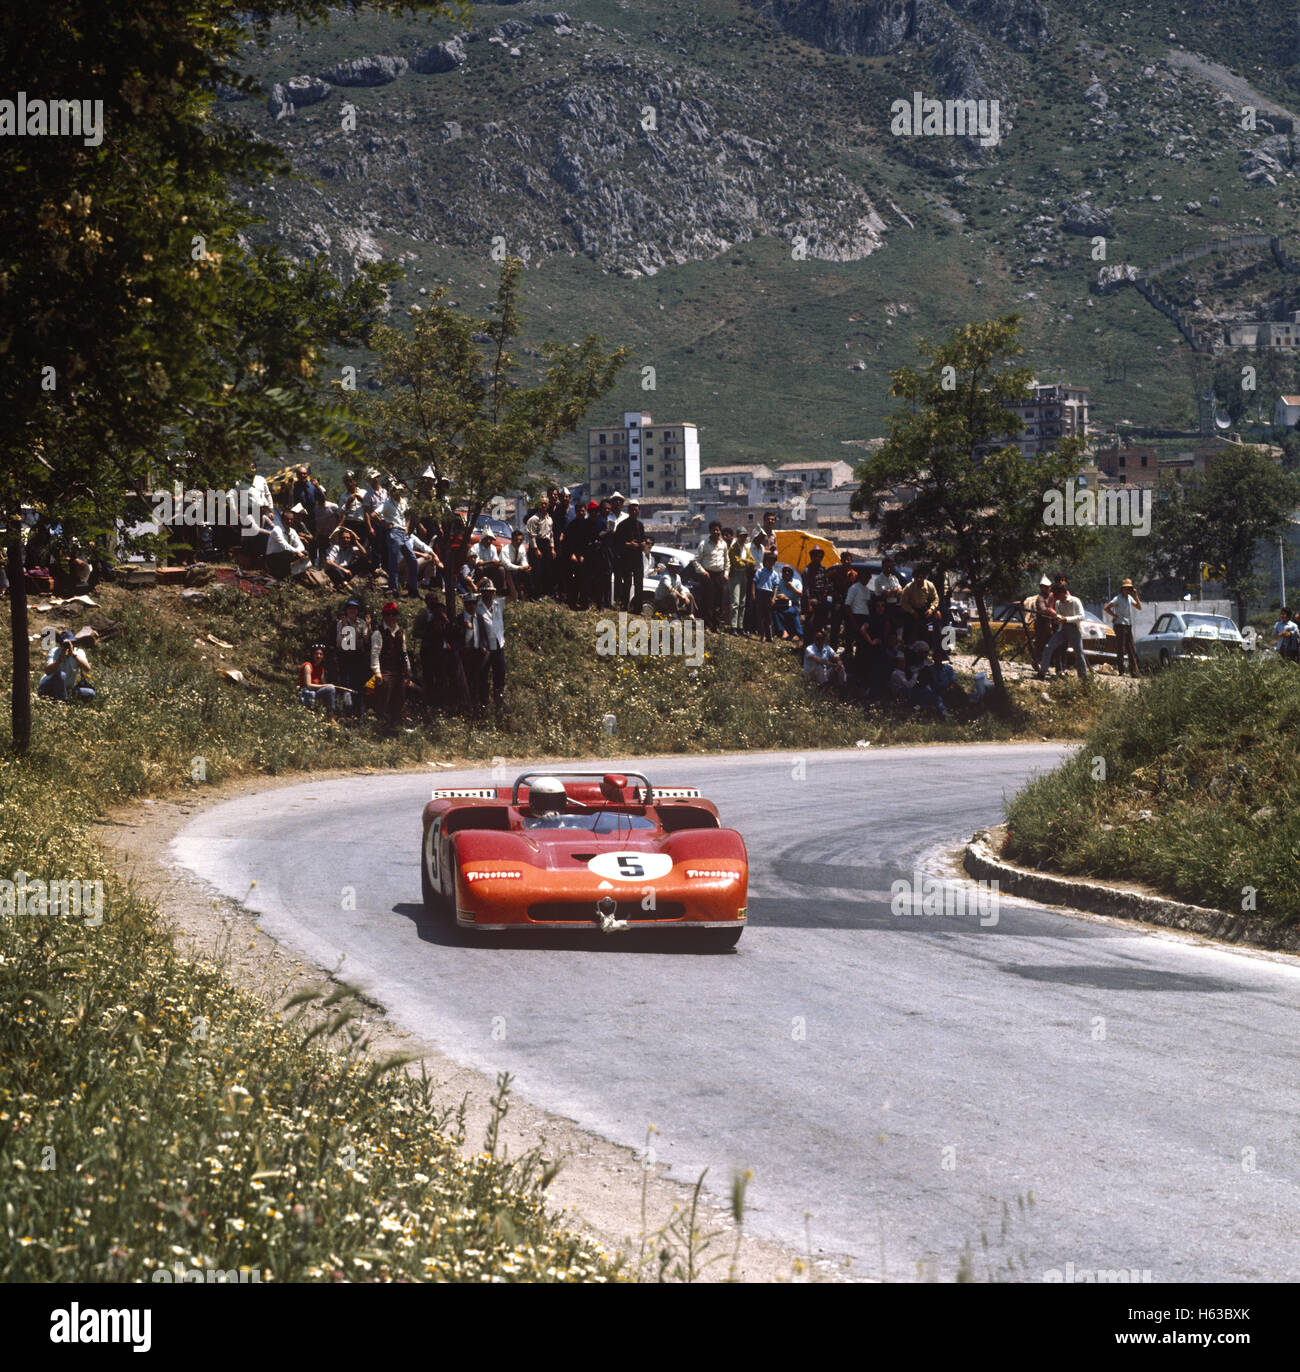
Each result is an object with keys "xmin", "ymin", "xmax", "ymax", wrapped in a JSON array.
[{"xmin": 529, "ymin": 777, "xmax": 568, "ymax": 815}]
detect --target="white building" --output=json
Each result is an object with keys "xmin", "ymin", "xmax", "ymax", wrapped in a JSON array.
[
  {"xmin": 775, "ymin": 460, "xmax": 856, "ymax": 491},
  {"xmin": 1275, "ymin": 395, "xmax": 1300, "ymax": 428},
  {"xmin": 587, "ymin": 412, "xmax": 700, "ymax": 499}
]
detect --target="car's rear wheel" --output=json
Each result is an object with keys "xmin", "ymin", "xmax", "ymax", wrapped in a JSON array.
[
  {"xmin": 1159, "ymin": 648, "xmax": 1172, "ymax": 669},
  {"xmin": 701, "ymin": 927, "xmax": 743, "ymax": 951}
]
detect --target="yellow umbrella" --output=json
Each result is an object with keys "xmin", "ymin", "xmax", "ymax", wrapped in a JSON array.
[{"xmin": 772, "ymin": 529, "xmax": 841, "ymax": 571}]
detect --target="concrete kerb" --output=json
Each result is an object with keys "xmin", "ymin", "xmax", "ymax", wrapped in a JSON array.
[{"xmin": 964, "ymin": 826, "xmax": 1300, "ymax": 954}]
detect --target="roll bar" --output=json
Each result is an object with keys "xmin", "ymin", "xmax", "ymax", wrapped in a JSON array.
[{"xmin": 511, "ymin": 770, "xmax": 653, "ymax": 806}]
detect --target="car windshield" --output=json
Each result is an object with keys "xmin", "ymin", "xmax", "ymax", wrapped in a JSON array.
[
  {"xmin": 1183, "ymin": 615, "xmax": 1236, "ymax": 632},
  {"xmin": 521, "ymin": 811, "xmax": 658, "ymax": 832}
]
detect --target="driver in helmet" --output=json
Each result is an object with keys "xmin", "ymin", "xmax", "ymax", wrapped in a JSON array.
[{"xmin": 527, "ymin": 776, "xmax": 569, "ymax": 817}]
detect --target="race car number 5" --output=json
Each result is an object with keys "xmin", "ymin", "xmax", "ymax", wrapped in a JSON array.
[{"xmin": 588, "ymin": 852, "xmax": 674, "ymax": 881}]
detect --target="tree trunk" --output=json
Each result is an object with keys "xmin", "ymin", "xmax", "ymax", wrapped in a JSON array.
[
  {"xmin": 972, "ymin": 588, "xmax": 1006, "ymax": 699},
  {"xmin": 7, "ymin": 530, "xmax": 32, "ymax": 754}
]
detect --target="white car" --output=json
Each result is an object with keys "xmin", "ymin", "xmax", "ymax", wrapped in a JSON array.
[
  {"xmin": 642, "ymin": 545, "xmax": 706, "ymax": 601},
  {"xmin": 1135, "ymin": 611, "xmax": 1247, "ymax": 670}
]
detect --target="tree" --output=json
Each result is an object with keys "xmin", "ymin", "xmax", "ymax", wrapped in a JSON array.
[
  {"xmin": 1143, "ymin": 475, "xmax": 1204, "ymax": 592},
  {"xmin": 1145, "ymin": 450, "xmax": 1300, "ymax": 621},
  {"xmin": 1198, "ymin": 449, "xmax": 1300, "ymax": 622},
  {"xmin": 852, "ymin": 315, "xmax": 1093, "ymax": 699},
  {"xmin": 364, "ymin": 257, "xmax": 627, "ymax": 602},
  {"xmin": 0, "ymin": 0, "xmax": 449, "ymax": 753}
]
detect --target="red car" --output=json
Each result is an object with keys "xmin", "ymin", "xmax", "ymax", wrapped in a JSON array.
[{"xmin": 420, "ymin": 771, "xmax": 748, "ymax": 948}]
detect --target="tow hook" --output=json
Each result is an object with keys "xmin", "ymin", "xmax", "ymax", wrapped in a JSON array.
[{"xmin": 596, "ymin": 895, "xmax": 628, "ymax": 934}]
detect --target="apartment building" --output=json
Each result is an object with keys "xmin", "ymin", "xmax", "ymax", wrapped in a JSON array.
[
  {"xmin": 1006, "ymin": 382, "xmax": 1090, "ymax": 456},
  {"xmin": 586, "ymin": 412, "xmax": 700, "ymax": 499},
  {"xmin": 774, "ymin": 460, "xmax": 856, "ymax": 491}
]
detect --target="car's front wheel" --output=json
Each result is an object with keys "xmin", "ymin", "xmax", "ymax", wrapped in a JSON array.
[
  {"xmin": 700, "ymin": 927, "xmax": 743, "ymax": 951},
  {"xmin": 440, "ymin": 845, "xmax": 460, "ymax": 921},
  {"xmin": 422, "ymin": 824, "xmax": 446, "ymax": 917}
]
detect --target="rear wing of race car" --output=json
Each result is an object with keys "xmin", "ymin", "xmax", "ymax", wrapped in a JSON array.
[{"xmin": 432, "ymin": 778, "xmax": 704, "ymax": 804}]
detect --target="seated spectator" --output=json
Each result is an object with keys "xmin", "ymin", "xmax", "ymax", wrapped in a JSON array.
[
  {"xmin": 654, "ymin": 564, "xmax": 698, "ymax": 619},
  {"xmin": 803, "ymin": 629, "xmax": 846, "ymax": 687},
  {"xmin": 1272, "ymin": 608, "xmax": 1299, "ymax": 660},
  {"xmin": 501, "ymin": 530, "xmax": 532, "ymax": 601},
  {"xmin": 37, "ymin": 630, "xmax": 95, "ymax": 702},
  {"xmin": 889, "ymin": 651, "xmax": 947, "ymax": 718},
  {"xmin": 323, "ymin": 527, "xmax": 369, "ymax": 588},
  {"xmin": 456, "ymin": 546, "xmax": 481, "ymax": 597},
  {"xmin": 266, "ymin": 508, "xmax": 310, "ymax": 580},
  {"xmin": 474, "ymin": 530, "xmax": 506, "ymax": 593},
  {"xmin": 407, "ymin": 527, "xmax": 443, "ymax": 589},
  {"xmin": 298, "ymin": 644, "xmax": 347, "ymax": 714},
  {"xmin": 772, "ymin": 566, "xmax": 804, "ymax": 641}
]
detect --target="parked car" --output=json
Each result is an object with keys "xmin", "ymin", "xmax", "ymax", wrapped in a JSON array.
[
  {"xmin": 1135, "ymin": 611, "xmax": 1247, "ymax": 670},
  {"xmin": 975, "ymin": 602, "xmax": 1114, "ymax": 665},
  {"xmin": 470, "ymin": 514, "xmax": 512, "ymax": 551},
  {"xmin": 642, "ymin": 544, "xmax": 707, "ymax": 601}
]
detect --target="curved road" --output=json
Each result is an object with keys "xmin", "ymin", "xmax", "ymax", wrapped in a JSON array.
[{"xmin": 172, "ymin": 744, "xmax": 1300, "ymax": 1281}]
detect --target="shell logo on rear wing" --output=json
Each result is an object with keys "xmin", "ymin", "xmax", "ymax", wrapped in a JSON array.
[
  {"xmin": 432, "ymin": 788, "xmax": 499, "ymax": 800},
  {"xmin": 635, "ymin": 786, "xmax": 702, "ymax": 801}
]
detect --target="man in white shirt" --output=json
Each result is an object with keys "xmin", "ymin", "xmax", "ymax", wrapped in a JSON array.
[
  {"xmin": 324, "ymin": 527, "xmax": 366, "ymax": 588},
  {"xmin": 1038, "ymin": 575, "xmax": 1089, "ymax": 680},
  {"xmin": 803, "ymin": 629, "xmax": 846, "ymax": 687},
  {"xmin": 265, "ymin": 508, "xmax": 310, "ymax": 580},
  {"xmin": 696, "ymin": 521, "xmax": 730, "ymax": 630},
  {"xmin": 473, "ymin": 580, "xmax": 507, "ymax": 707},
  {"xmin": 240, "ymin": 464, "xmax": 273, "ymax": 555},
  {"xmin": 378, "ymin": 483, "xmax": 421, "ymax": 597},
  {"xmin": 525, "ymin": 496, "xmax": 554, "ymax": 596},
  {"xmin": 501, "ymin": 530, "xmax": 531, "ymax": 600},
  {"xmin": 867, "ymin": 556, "xmax": 904, "ymax": 628},
  {"xmin": 1103, "ymin": 577, "xmax": 1143, "ymax": 676},
  {"xmin": 654, "ymin": 564, "xmax": 697, "ymax": 618}
]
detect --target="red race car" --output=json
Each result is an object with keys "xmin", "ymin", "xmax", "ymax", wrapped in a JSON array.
[{"xmin": 420, "ymin": 771, "xmax": 748, "ymax": 948}]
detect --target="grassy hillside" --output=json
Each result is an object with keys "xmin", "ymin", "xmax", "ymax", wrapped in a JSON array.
[{"xmin": 1002, "ymin": 654, "xmax": 1300, "ymax": 924}]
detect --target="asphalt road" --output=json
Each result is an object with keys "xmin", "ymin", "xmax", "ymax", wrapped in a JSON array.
[{"xmin": 171, "ymin": 744, "xmax": 1300, "ymax": 1281}]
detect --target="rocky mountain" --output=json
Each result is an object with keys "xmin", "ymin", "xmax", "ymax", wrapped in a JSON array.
[{"xmin": 221, "ymin": 0, "xmax": 1300, "ymax": 463}]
